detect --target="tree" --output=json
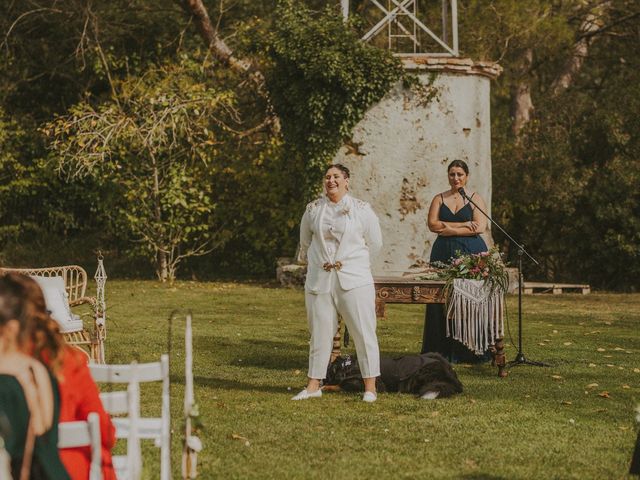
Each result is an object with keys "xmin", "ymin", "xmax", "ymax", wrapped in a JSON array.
[{"xmin": 46, "ymin": 58, "xmax": 237, "ymax": 281}]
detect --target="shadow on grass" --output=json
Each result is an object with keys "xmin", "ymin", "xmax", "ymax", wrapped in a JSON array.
[
  {"xmin": 460, "ymin": 474, "xmax": 506, "ymax": 480},
  {"xmin": 192, "ymin": 375, "xmax": 287, "ymax": 394},
  {"xmin": 232, "ymin": 339, "xmax": 307, "ymax": 371}
]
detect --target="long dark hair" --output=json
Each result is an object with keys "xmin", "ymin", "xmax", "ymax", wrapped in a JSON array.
[{"xmin": 0, "ymin": 273, "xmax": 65, "ymax": 375}]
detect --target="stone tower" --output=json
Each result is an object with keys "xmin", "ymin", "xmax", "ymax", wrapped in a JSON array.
[{"xmin": 335, "ymin": 1, "xmax": 501, "ymax": 275}]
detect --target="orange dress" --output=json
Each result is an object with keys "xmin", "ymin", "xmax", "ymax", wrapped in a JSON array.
[{"xmin": 57, "ymin": 347, "xmax": 117, "ymax": 480}]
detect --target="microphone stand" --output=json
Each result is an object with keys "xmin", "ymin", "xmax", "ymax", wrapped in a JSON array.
[{"xmin": 458, "ymin": 188, "xmax": 549, "ymax": 369}]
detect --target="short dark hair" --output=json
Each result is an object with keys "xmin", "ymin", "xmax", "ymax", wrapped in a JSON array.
[
  {"xmin": 447, "ymin": 159, "xmax": 469, "ymax": 175},
  {"xmin": 326, "ymin": 163, "xmax": 350, "ymax": 179}
]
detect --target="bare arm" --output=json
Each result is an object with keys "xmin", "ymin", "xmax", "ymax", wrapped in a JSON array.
[
  {"xmin": 470, "ymin": 193, "xmax": 488, "ymax": 233},
  {"xmin": 427, "ymin": 194, "xmax": 477, "ymax": 236}
]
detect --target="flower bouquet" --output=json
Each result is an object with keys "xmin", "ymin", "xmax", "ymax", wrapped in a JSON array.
[
  {"xmin": 416, "ymin": 247, "xmax": 509, "ymax": 355},
  {"xmin": 437, "ymin": 247, "xmax": 509, "ymax": 297},
  {"xmin": 416, "ymin": 246, "xmax": 509, "ymax": 295}
]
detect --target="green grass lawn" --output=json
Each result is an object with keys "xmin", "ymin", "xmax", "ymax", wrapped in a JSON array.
[{"xmin": 98, "ymin": 280, "xmax": 640, "ymax": 479}]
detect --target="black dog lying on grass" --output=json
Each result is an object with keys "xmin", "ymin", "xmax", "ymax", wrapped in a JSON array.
[{"xmin": 323, "ymin": 352, "xmax": 463, "ymax": 399}]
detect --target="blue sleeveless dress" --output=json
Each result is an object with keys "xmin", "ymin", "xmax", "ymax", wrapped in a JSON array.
[{"xmin": 421, "ymin": 194, "xmax": 488, "ymax": 361}]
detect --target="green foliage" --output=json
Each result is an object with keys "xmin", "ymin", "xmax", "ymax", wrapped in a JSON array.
[
  {"xmin": 490, "ymin": 3, "xmax": 640, "ymax": 289},
  {"xmin": 0, "ymin": 108, "xmax": 107, "ymax": 263},
  {"xmin": 46, "ymin": 58, "xmax": 237, "ymax": 281},
  {"xmin": 2, "ymin": 0, "xmax": 639, "ymax": 288},
  {"xmin": 263, "ymin": 0, "xmax": 404, "ymax": 191}
]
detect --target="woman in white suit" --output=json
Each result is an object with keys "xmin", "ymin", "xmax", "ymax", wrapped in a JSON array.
[{"xmin": 293, "ymin": 164, "xmax": 383, "ymax": 403}]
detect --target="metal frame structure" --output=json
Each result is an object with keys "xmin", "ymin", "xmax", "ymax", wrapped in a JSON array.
[{"xmin": 341, "ymin": 0, "xmax": 459, "ymax": 57}]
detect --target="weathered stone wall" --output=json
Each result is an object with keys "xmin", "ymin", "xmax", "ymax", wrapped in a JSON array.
[{"xmin": 333, "ymin": 58, "xmax": 500, "ymax": 275}]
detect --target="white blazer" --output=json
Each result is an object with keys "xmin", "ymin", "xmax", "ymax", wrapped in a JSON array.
[{"xmin": 298, "ymin": 195, "xmax": 383, "ymax": 293}]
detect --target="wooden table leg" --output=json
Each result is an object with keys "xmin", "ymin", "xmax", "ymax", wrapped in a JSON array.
[
  {"xmin": 375, "ymin": 299, "xmax": 386, "ymax": 319},
  {"xmin": 330, "ymin": 315, "xmax": 343, "ymax": 363},
  {"xmin": 493, "ymin": 337, "xmax": 507, "ymax": 377}
]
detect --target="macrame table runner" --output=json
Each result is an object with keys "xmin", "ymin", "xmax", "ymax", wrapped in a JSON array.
[{"xmin": 445, "ymin": 279, "xmax": 505, "ymax": 354}]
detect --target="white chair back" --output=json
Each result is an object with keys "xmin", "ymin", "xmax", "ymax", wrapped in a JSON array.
[
  {"xmin": 90, "ymin": 355, "xmax": 170, "ymax": 480},
  {"xmin": 58, "ymin": 412, "xmax": 102, "ymax": 480}
]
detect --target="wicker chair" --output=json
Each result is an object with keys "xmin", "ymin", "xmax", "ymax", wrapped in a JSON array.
[{"xmin": 0, "ymin": 265, "xmax": 105, "ymax": 363}]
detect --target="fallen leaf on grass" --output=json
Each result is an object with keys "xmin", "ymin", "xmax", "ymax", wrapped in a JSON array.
[
  {"xmin": 551, "ymin": 375, "xmax": 563, "ymax": 380},
  {"xmin": 294, "ymin": 369, "xmax": 301, "ymax": 375},
  {"xmin": 552, "ymin": 330, "xmax": 559, "ymax": 334},
  {"xmin": 231, "ymin": 433, "xmax": 249, "ymax": 444},
  {"xmin": 588, "ymin": 363, "xmax": 597, "ymax": 367},
  {"xmin": 538, "ymin": 343, "xmax": 546, "ymax": 346},
  {"xmin": 598, "ymin": 391, "xmax": 610, "ymax": 398},
  {"xmin": 614, "ymin": 347, "xmax": 624, "ymax": 351},
  {"xmin": 634, "ymin": 368, "xmax": 640, "ymax": 373},
  {"xmin": 431, "ymin": 411, "xmax": 440, "ymax": 417},
  {"xmin": 619, "ymin": 426, "xmax": 629, "ymax": 431},
  {"xmin": 604, "ymin": 355, "xmax": 613, "ymax": 358},
  {"xmin": 604, "ymin": 321, "xmax": 612, "ymax": 325},
  {"xmin": 586, "ymin": 383, "xmax": 599, "ymax": 389},
  {"xmin": 464, "ymin": 459, "xmax": 478, "ymax": 469},
  {"xmin": 597, "ymin": 348, "xmax": 606, "ymax": 352},
  {"xmin": 622, "ymin": 385, "xmax": 631, "ymax": 389},
  {"xmin": 563, "ymin": 342, "xmax": 573, "ymax": 346},
  {"xmin": 606, "ymin": 364, "xmax": 615, "ymax": 367},
  {"xmin": 561, "ymin": 401, "xmax": 572, "ymax": 405}
]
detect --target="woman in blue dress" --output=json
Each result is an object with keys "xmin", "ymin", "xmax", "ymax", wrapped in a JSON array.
[{"xmin": 421, "ymin": 160, "xmax": 489, "ymax": 361}]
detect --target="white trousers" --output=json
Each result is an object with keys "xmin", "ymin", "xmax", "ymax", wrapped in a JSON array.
[{"xmin": 305, "ymin": 272, "xmax": 380, "ymax": 379}]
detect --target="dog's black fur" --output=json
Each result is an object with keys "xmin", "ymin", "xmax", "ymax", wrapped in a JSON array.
[{"xmin": 325, "ymin": 352, "xmax": 463, "ymax": 398}]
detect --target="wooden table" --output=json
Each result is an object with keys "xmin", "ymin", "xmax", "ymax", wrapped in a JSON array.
[
  {"xmin": 332, "ymin": 276, "xmax": 507, "ymax": 377},
  {"xmin": 374, "ymin": 276, "xmax": 447, "ymax": 318}
]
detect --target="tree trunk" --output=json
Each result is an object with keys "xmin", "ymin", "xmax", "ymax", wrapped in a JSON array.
[
  {"xmin": 151, "ymin": 156, "xmax": 168, "ymax": 282},
  {"xmin": 510, "ymin": 48, "xmax": 534, "ymax": 138},
  {"xmin": 157, "ymin": 250, "xmax": 169, "ymax": 282},
  {"xmin": 551, "ymin": 6, "xmax": 609, "ymax": 97},
  {"xmin": 176, "ymin": 0, "xmax": 251, "ymax": 74},
  {"xmin": 176, "ymin": 0, "xmax": 279, "ymax": 131}
]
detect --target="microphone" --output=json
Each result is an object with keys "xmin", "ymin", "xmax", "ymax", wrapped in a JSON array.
[{"xmin": 458, "ymin": 187, "xmax": 467, "ymax": 199}]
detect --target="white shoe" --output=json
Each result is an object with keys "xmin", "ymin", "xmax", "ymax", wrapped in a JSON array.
[
  {"xmin": 291, "ymin": 389, "xmax": 322, "ymax": 401},
  {"xmin": 421, "ymin": 391, "xmax": 439, "ymax": 400},
  {"xmin": 362, "ymin": 391, "xmax": 377, "ymax": 403}
]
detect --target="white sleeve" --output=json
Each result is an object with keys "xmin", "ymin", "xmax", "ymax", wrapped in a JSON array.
[
  {"xmin": 364, "ymin": 205, "xmax": 383, "ymax": 256},
  {"xmin": 297, "ymin": 208, "xmax": 312, "ymax": 264}
]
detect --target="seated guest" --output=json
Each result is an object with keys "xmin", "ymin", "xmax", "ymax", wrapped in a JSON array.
[
  {"xmin": 13, "ymin": 274, "xmax": 117, "ymax": 480},
  {"xmin": 0, "ymin": 273, "xmax": 70, "ymax": 479}
]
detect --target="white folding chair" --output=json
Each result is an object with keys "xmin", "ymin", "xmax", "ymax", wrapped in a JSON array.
[
  {"xmin": 98, "ymin": 365, "xmax": 142, "ymax": 480},
  {"xmin": 91, "ymin": 355, "xmax": 170, "ymax": 480},
  {"xmin": 58, "ymin": 412, "xmax": 102, "ymax": 480}
]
